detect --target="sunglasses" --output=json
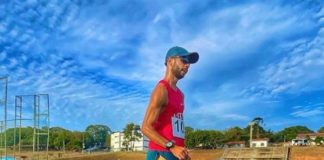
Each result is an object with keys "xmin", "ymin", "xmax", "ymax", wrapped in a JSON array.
[{"xmin": 175, "ymin": 56, "xmax": 190, "ymax": 64}]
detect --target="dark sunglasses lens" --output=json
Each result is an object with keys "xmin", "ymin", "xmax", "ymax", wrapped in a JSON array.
[{"xmin": 181, "ymin": 58, "xmax": 189, "ymax": 64}]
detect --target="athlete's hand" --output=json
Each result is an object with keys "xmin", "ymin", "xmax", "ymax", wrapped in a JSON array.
[{"xmin": 170, "ymin": 145, "xmax": 191, "ymax": 160}]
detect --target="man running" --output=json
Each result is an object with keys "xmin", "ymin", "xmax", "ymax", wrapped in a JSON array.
[{"xmin": 142, "ymin": 46, "xmax": 199, "ymax": 160}]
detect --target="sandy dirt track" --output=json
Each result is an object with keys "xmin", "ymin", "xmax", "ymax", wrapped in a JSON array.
[{"xmin": 57, "ymin": 147, "xmax": 323, "ymax": 160}]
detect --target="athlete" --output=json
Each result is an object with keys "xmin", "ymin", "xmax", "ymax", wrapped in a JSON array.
[{"xmin": 142, "ymin": 46, "xmax": 199, "ymax": 160}]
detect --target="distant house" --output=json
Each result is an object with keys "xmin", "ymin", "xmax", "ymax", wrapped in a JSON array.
[
  {"xmin": 292, "ymin": 133, "xmax": 324, "ymax": 146},
  {"xmin": 110, "ymin": 132, "xmax": 126, "ymax": 151},
  {"xmin": 225, "ymin": 141, "xmax": 245, "ymax": 148},
  {"xmin": 291, "ymin": 138, "xmax": 308, "ymax": 146},
  {"xmin": 250, "ymin": 138, "xmax": 269, "ymax": 148},
  {"xmin": 110, "ymin": 131, "xmax": 148, "ymax": 152}
]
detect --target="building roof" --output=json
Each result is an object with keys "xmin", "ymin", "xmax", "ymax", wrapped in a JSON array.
[{"xmin": 297, "ymin": 133, "xmax": 324, "ymax": 138}]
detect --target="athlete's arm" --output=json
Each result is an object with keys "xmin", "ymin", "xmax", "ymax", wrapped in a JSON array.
[{"xmin": 142, "ymin": 83, "xmax": 169, "ymax": 147}]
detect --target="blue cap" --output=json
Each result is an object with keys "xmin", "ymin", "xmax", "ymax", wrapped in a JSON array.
[{"xmin": 165, "ymin": 46, "xmax": 199, "ymax": 64}]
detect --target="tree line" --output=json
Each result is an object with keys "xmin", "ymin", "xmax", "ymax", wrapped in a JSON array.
[
  {"xmin": 1, "ymin": 124, "xmax": 322, "ymax": 151},
  {"xmin": 1, "ymin": 123, "xmax": 142, "ymax": 151},
  {"xmin": 1, "ymin": 125, "xmax": 111, "ymax": 151},
  {"xmin": 185, "ymin": 125, "xmax": 324, "ymax": 149}
]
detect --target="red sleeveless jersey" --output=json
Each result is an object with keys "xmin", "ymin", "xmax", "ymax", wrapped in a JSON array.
[{"xmin": 148, "ymin": 80, "xmax": 185, "ymax": 151}]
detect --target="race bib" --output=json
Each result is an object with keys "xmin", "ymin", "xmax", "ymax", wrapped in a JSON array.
[{"xmin": 171, "ymin": 116, "xmax": 185, "ymax": 139}]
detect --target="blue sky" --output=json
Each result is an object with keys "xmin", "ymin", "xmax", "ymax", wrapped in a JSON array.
[{"xmin": 0, "ymin": 0, "xmax": 323, "ymax": 132}]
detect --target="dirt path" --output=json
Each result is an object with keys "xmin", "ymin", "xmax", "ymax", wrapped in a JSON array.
[
  {"xmin": 289, "ymin": 146, "xmax": 324, "ymax": 160},
  {"xmin": 9, "ymin": 146, "xmax": 324, "ymax": 160}
]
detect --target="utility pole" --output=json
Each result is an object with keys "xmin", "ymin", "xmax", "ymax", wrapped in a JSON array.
[
  {"xmin": 249, "ymin": 117, "xmax": 264, "ymax": 148},
  {"xmin": 249, "ymin": 121, "xmax": 255, "ymax": 148}
]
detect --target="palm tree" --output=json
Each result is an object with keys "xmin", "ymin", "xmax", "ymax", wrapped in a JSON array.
[
  {"xmin": 252, "ymin": 117, "xmax": 263, "ymax": 138},
  {"xmin": 249, "ymin": 117, "xmax": 263, "ymax": 147}
]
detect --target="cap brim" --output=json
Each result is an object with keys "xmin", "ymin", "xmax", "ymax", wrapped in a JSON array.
[{"xmin": 186, "ymin": 52, "xmax": 199, "ymax": 64}]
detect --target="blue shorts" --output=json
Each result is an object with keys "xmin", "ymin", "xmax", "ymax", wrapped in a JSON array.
[{"xmin": 146, "ymin": 150, "xmax": 178, "ymax": 160}]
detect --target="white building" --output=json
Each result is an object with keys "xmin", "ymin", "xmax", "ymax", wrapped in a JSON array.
[
  {"xmin": 110, "ymin": 132, "xmax": 126, "ymax": 152},
  {"xmin": 130, "ymin": 135, "xmax": 149, "ymax": 151},
  {"xmin": 291, "ymin": 138, "xmax": 308, "ymax": 146},
  {"xmin": 110, "ymin": 131, "xmax": 148, "ymax": 152},
  {"xmin": 250, "ymin": 138, "xmax": 269, "ymax": 148}
]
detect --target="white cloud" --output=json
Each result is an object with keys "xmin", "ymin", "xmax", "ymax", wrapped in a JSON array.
[
  {"xmin": 257, "ymin": 34, "xmax": 324, "ymax": 95},
  {"xmin": 0, "ymin": 51, "xmax": 6, "ymax": 61},
  {"xmin": 8, "ymin": 58, "xmax": 18, "ymax": 69},
  {"xmin": 1, "ymin": 1, "xmax": 323, "ymax": 131},
  {"xmin": 291, "ymin": 108, "xmax": 324, "ymax": 117},
  {"xmin": 221, "ymin": 114, "xmax": 249, "ymax": 121},
  {"xmin": 291, "ymin": 103, "xmax": 324, "ymax": 118}
]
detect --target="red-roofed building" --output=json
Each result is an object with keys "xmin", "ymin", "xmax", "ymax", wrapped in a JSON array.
[
  {"xmin": 296, "ymin": 133, "xmax": 324, "ymax": 139},
  {"xmin": 292, "ymin": 133, "xmax": 324, "ymax": 146}
]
